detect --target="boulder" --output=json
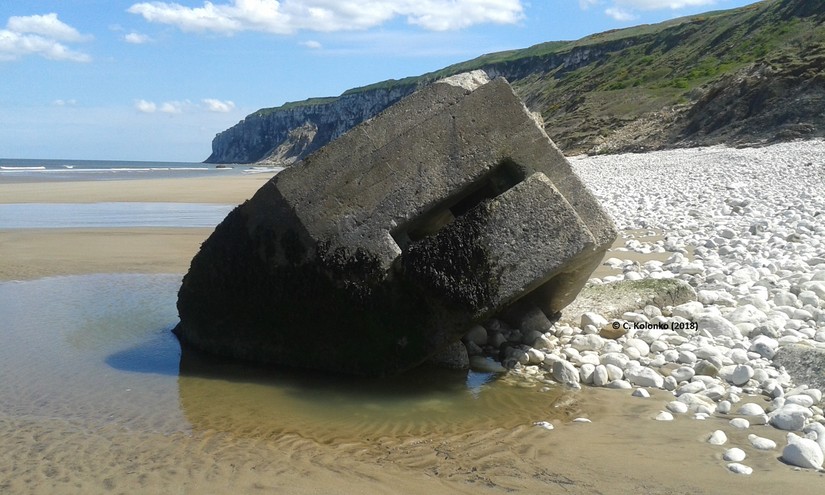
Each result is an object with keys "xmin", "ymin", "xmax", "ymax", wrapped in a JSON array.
[
  {"xmin": 427, "ymin": 340, "xmax": 470, "ymax": 370},
  {"xmin": 174, "ymin": 74, "xmax": 616, "ymax": 375},
  {"xmin": 560, "ymin": 278, "xmax": 697, "ymax": 325},
  {"xmin": 773, "ymin": 344, "xmax": 825, "ymax": 393}
]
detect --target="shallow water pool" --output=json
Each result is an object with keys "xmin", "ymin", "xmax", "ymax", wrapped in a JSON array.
[
  {"xmin": 0, "ymin": 202, "xmax": 235, "ymax": 229},
  {"xmin": 0, "ymin": 274, "xmax": 577, "ymax": 444}
]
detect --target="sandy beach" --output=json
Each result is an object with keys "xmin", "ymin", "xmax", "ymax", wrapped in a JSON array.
[
  {"xmin": 0, "ymin": 175, "xmax": 269, "ymax": 281},
  {"xmin": 2, "ymin": 168, "xmax": 824, "ymax": 494},
  {"xmin": 0, "ymin": 175, "xmax": 273, "ymax": 204}
]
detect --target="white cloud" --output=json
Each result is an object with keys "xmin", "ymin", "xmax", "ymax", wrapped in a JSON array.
[
  {"xmin": 135, "ymin": 99, "xmax": 157, "ymax": 113},
  {"xmin": 124, "ymin": 32, "xmax": 153, "ymax": 44},
  {"xmin": 159, "ymin": 101, "xmax": 186, "ymax": 114},
  {"xmin": 614, "ymin": 0, "xmax": 716, "ymax": 9},
  {"xmin": 52, "ymin": 99, "xmax": 78, "ymax": 106},
  {"xmin": 0, "ymin": 13, "xmax": 92, "ymax": 62},
  {"xmin": 582, "ymin": 0, "xmax": 717, "ymax": 21},
  {"xmin": 605, "ymin": 7, "xmax": 636, "ymax": 21},
  {"xmin": 307, "ymin": 29, "xmax": 485, "ymax": 58},
  {"xmin": 138, "ymin": 98, "xmax": 234, "ymax": 114},
  {"xmin": 7, "ymin": 13, "xmax": 92, "ymax": 43},
  {"xmin": 300, "ymin": 39, "xmax": 323, "ymax": 49},
  {"xmin": 128, "ymin": 0, "xmax": 524, "ymax": 34},
  {"xmin": 202, "ymin": 98, "xmax": 236, "ymax": 112}
]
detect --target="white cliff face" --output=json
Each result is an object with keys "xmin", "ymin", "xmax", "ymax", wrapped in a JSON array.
[
  {"xmin": 439, "ymin": 70, "xmax": 491, "ymax": 91},
  {"xmin": 205, "ymin": 84, "xmax": 418, "ymax": 164},
  {"xmin": 257, "ymin": 122, "xmax": 318, "ymax": 166}
]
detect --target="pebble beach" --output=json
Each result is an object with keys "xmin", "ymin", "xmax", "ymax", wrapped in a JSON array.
[
  {"xmin": 477, "ymin": 139, "xmax": 825, "ymax": 477},
  {"xmin": 1, "ymin": 141, "xmax": 824, "ymax": 493}
]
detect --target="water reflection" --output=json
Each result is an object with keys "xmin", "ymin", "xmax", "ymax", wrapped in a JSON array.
[
  {"xmin": 0, "ymin": 274, "xmax": 575, "ymax": 444},
  {"xmin": 105, "ymin": 327, "xmax": 181, "ymax": 376},
  {"xmin": 107, "ymin": 332, "xmax": 513, "ymax": 440},
  {"xmin": 174, "ymin": 348, "xmax": 513, "ymax": 441}
]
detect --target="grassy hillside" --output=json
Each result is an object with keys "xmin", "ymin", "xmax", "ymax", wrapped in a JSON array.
[
  {"xmin": 514, "ymin": 0, "xmax": 825, "ymax": 152},
  {"xmin": 247, "ymin": 0, "xmax": 825, "ymax": 157}
]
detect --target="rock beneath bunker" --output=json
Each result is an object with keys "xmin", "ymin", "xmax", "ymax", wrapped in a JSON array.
[
  {"xmin": 175, "ymin": 73, "xmax": 617, "ymax": 376},
  {"xmin": 427, "ymin": 341, "xmax": 470, "ymax": 370}
]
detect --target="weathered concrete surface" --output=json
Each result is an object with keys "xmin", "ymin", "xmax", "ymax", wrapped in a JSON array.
[
  {"xmin": 773, "ymin": 345, "xmax": 825, "ymax": 396},
  {"xmin": 175, "ymin": 73, "xmax": 617, "ymax": 375},
  {"xmin": 559, "ymin": 279, "xmax": 698, "ymax": 326}
]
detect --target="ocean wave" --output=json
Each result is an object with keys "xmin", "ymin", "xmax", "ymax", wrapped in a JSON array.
[
  {"xmin": 0, "ymin": 166, "xmax": 230, "ymax": 174},
  {"xmin": 242, "ymin": 167, "xmax": 284, "ymax": 175}
]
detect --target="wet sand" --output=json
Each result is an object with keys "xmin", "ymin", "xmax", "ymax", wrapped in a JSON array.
[
  {"xmin": 0, "ymin": 175, "xmax": 273, "ymax": 204},
  {"xmin": 0, "ymin": 228, "xmax": 212, "ymax": 280},
  {"xmin": 2, "ymin": 175, "xmax": 824, "ymax": 494},
  {"xmin": 0, "ymin": 175, "xmax": 269, "ymax": 281}
]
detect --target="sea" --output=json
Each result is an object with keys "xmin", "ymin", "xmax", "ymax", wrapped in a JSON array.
[
  {"xmin": 0, "ymin": 157, "xmax": 281, "ymax": 228},
  {"xmin": 0, "ymin": 157, "xmax": 278, "ymax": 181}
]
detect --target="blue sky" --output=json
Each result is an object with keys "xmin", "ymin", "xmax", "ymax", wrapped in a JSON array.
[{"xmin": 1, "ymin": 0, "xmax": 758, "ymax": 162}]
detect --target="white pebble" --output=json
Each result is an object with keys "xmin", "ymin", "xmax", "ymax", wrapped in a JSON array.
[
  {"xmin": 666, "ymin": 401, "xmax": 689, "ymax": 414},
  {"xmin": 675, "ymin": 381, "xmax": 706, "ymax": 395},
  {"xmin": 736, "ymin": 403, "xmax": 766, "ymax": 417},
  {"xmin": 729, "ymin": 348, "xmax": 750, "ymax": 364},
  {"xmin": 606, "ymin": 380, "xmax": 632, "ymax": 390},
  {"xmin": 552, "ymin": 360, "xmax": 581, "ymax": 389},
  {"xmin": 729, "ymin": 418, "xmax": 750, "ymax": 429},
  {"xmin": 625, "ymin": 366, "xmax": 664, "ymax": 389},
  {"xmin": 580, "ymin": 363, "xmax": 596, "ymax": 384},
  {"xmin": 723, "ymin": 448, "xmax": 747, "ymax": 462},
  {"xmin": 749, "ymin": 335, "xmax": 778, "ymax": 359},
  {"xmin": 770, "ymin": 403, "xmax": 813, "ymax": 431},
  {"xmin": 717, "ymin": 400, "xmax": 732, "ymax": 414},
  {"xmin": 727, "ymin": 463, "xmax": 753, "ymax": 475},
  {"xmin": 730, "ymin": 364, "xmax": 755, "ymax": 386},
  {"xmin": 747, "ymin": 434, "xmax": 777, "ymax": 450},
  {"xmin": 694, "ymin": 404, "xmax": 715, "ymax": 415},
  {"xmin": 670, "ymin": 366, "xmax": 695, "ymax": 382},
  {"xmin": 570, "ymin": 334, "xmax": 605, "ymax": 352},
  {"xmin": 655, "ymin": 411, "xmax": 674, "ymax": 421},
  {"xmin": 696, "ymin": 314, "xmax": 743, "ymax": 340},
  {"xmin": 782, "ymin": 433, "xmax": 825, "ymax": 469},
  {"xmin": 527, "ymin": 348, "xmax": 545, "ymax": 365},
  {"xmin": 581, "ymin": 312, "xmax": 608, "ymax": 330},
  {"xmin": 677, "ymin": 350, "xmax": 697, "ymax": 364},
  {"xmin": 625, "ymin": 338, "xmax": 650, "ymax": 357},
  {"xmin": 708, "ymin": 430, "xmax": 727, "ymax": 445},
  {"xmin": 600, "ymin": 352, "xmax": 629, "ymax": 369},
  {"xmin": 593, "ymin": 364, "xmax": 609, "ymax": 387},
  {"xmin": 805, "ymin": 422, "xmax": 825, "ymax": 456},
  {"xmin": 605, "ymin": 363, "xmax": 624, "ymax": 381},
  {"xmin": 672, "ymin": 301, "xmax": 703, "ymax": 320},
  {"xmin": 803, "ymin": 388, "xmax": 823, "ymax": 403},
  {"xmin": 632, "ymin": 388, "xmax": 650, "ymax": 398},
  {"xmin": 786, "ymin": 394, "xmax": 815, "ymax": 408},
  {"xmin": 533, "ymin": 421, "xmax": 554, "ymax": 430}
]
